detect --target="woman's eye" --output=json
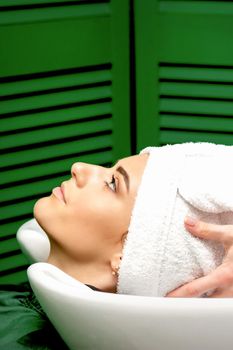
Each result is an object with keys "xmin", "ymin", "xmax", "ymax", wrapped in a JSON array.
[{"xmin": 108, "ymin": 175, "xmax": 116, "ymax": 192}]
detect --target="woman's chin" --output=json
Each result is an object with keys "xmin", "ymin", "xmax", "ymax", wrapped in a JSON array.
[{"xmin": 33, "ymin": 197, "xmax": 50, "ymax": 227}]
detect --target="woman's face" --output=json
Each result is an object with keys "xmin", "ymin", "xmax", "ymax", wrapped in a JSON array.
[{"xmin": 34, "ymin": 154, "xmax": 148, "ymax": 266}]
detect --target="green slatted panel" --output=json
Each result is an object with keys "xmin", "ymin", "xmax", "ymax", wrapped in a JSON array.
[
  {"xmin": 159, "ymin": 64, "xmax": 233, "ymax": 145},
  {"xmin": 135, "ymin": 0, "xmax": 233, "ymax": 150},
  {"xmin": 0, "ymin": 0, "xmax": 130, "ymax": 283},
  {"xmin": 1, "ymin": 85, "xmax": 112, "ymax": 115}
]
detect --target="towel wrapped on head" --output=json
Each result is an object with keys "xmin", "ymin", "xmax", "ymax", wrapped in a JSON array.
[{"xmin": 117, "ymin": 143, "xmax": 233, "ymax": 297}]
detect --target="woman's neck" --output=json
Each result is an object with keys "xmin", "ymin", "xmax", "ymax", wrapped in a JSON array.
[{"xmin": 47, "ymin": 246, "xmax": 117, "ymax": 293}]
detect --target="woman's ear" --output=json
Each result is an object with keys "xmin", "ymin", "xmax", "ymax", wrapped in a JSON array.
[{"xmin": 110, "ymin": 252, "xmax": 122, "ymax": 276}]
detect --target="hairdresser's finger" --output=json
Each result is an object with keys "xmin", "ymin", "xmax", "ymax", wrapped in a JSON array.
[
  {"xmin": 210, "ymin": 286, "xmax": 233, "ymax": 298},
  {"xmin": 166, "ymin": 266, "xmax": 230, "ymax": 298},
  {"xmin": 184, "ymin": 216, "xmax": 233, "ymax": 245}
]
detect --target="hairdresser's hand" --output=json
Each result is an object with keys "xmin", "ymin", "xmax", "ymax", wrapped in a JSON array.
[{"xmin": 167, "ymin": 217, "xmax": 233, "ymax": 298}]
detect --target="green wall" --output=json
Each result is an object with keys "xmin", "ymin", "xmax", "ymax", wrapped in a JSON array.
[
  {"xmin": 0, "ymin": 0, "xmax": 131, "ymax": 283},
  {"xmin": 135, "ymin": 0, "xmax": 233, "ymax": 151}
]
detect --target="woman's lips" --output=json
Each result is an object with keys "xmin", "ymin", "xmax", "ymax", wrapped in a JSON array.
[{"xmin": 52, "ymin": 186, "xmax": 66, "ymax": 203}]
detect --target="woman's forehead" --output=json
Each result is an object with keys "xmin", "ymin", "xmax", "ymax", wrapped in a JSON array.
[
  {"xmin": 118, "ymin": 153, "xmax": 148, "ymax": 168},
  {"xmin": 114, "ymin": 154, "xmax": 148, "ymax": 188}
]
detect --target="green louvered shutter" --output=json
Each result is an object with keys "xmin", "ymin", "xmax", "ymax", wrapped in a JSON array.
[
  {"xmin": 0, "ymin": 0, "xmax": 130, "ymax": 283},
  {"xmin": 135, "ymin": 0, "xmax": 233, "ymax": 150}
]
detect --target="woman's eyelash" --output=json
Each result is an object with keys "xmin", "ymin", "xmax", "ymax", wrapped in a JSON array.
[{"xmin": 105, "ymin": 175, "xmax": 116, "ymax": 192}]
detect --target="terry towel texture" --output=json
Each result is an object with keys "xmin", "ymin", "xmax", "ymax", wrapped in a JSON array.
[{"xmin": 117, "ymin": 143, "xmax": 233, "ymax": 297}]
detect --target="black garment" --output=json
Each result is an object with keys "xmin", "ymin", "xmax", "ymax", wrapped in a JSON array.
[
  {"xmin": 85, "ymin": 284, "xmax": 101, "ymax": 292},
  {"xmin": 0, "ymin": 282, "xmax": 69, "ymax": 350}
]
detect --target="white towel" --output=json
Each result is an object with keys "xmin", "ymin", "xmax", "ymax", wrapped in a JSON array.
[{"xmin": 117, "ymin": 143, "xmax": 233, "ymax": 297}]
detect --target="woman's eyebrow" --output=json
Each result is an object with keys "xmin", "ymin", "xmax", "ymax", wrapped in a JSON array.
[{"xmin": 116, "ymin": 166, "xmax": 130, "ymax": 192}]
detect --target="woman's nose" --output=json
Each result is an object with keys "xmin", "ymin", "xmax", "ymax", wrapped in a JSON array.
[{"xmin": 71, "ymin": 162, "xmax": 99, "ymax": 187}]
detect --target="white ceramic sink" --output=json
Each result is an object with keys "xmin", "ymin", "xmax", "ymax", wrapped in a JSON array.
[{"xmin": 18, "ymin": 219, "xmax": 233, "ymax": 350}]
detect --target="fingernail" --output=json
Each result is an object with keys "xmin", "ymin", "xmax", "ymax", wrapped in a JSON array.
[{"xmin": 185, "ymin": 216, "xmax": 197, "ymax": 226}]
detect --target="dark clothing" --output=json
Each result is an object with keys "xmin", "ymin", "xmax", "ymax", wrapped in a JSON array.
[{"xmin": 0, "ymin": 283, "xmax": 69, "ymax": 350}]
